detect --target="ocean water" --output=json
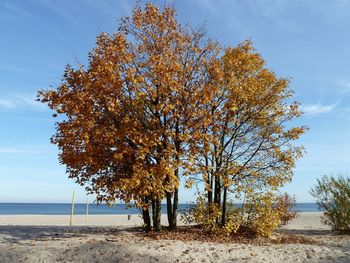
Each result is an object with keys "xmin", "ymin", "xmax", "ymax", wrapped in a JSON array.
[{"xmin": 0, "ymin": 203, "xmax": 321, "ymax": 215}]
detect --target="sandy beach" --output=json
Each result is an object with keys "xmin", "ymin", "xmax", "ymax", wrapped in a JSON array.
[{"xmin": 0, "ymin": 212, "xmax": 349, "ymax": 263}]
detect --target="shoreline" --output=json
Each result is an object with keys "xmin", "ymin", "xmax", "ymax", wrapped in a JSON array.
[{"xmin": 0, "ymin": 212, "xmax": 324, "ymax": 227}]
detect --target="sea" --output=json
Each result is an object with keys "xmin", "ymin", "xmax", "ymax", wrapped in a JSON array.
[{"xmin": 0, "ymin": 203, "xmax": 322, "ymax": 215}]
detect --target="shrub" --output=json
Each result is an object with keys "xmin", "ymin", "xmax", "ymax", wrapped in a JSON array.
[
  {"xmin": 274, "ymin": 193, "xmax": 299, "ymax": 226},
  {"xmin": 181, "ymin": 192, "xmax": 298, "ymax": 238},
  {"xmin": 311, "ymin": 174, "xmax": 350, "ymax": 233},
  {"xmin": 193, "ymin": 196, "xmax": 223, "ymax": 232},
  {"xmin": 243, "ymin": 192, "xmax": 298, "ymax": 237}
]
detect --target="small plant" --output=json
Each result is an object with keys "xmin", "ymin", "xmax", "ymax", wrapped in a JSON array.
[
  {"xmin": 179, "ymin": 203, "xmax": 196, "ymax": 225},
  {"xmin": 181, "ymin": 192, "xmax": 298, "ymax": 238},
  {"xmin": 193, "ymin": 196, "xmax": 222, "ymax": 232},
  {"xmin": 274, "ymin": 193, "xmax": 299, "ymax": 226},
  {"xmin": 311, "ymin": 174, "xmax": 350, "ymax": 233},
  {"xmin": 243, "ymin": 192, "xmax": 298, "ymax": 237}
]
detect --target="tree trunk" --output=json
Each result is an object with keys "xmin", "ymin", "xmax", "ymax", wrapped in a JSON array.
[
  {"xmin": 221, "ymin": 186, "xmax": 227, "ymax": 226},
  {"xmin": 207, "ymin": 179, "xmax": 213, "ymax": 214},
  {"xmin": 151, "ymin": 199, "xmax": 156, "ymax": 228},
  {"xmin": 172, "ymin": 187, "xmax": 178, "ymax": 229},
  {"xmin": 166, "ymin": 192, "xmax": 174, "ymax": 229},
  {"xmin": 205, "ymin": 156, "xmax": 213, "ymax": 214},
  {"xmin": 213, "ymin": 175, "xmax": 221, "ymax": 224},
  {"xmin": 213, "ymin": 175, "xmax": 221, "ymax": 206},
  {"xmin": 171, "ymin": 123, "xmax": 180, "ymax": 230},
  {"xmin": 154, "ymin": 199, "xmax": 161, "ymax": 231},
  {"xmin": 142, "ymin": 207, "xmax": 151, "ymax": 231}
]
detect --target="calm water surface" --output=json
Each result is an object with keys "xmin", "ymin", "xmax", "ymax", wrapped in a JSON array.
[{"xmin": 0, "ymin": 203, "xmax": 321, "ymax": 215}]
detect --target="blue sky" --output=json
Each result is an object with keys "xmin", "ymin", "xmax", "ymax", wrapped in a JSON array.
[{"xmin": 0, "ymin": 0, "xmax": 349, "ymax": 203}]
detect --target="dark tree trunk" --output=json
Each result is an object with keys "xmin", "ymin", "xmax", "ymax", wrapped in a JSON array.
[
  {"xmin": 172, "ymin": 187, "xmax": 178, "ymax": 229},
  {"xmin": 213, "ymin": 176, "xmax": 221, "ymax": 206},
  {"xmin": 166, "ymin": 192, "xmax": 174, "ymax": 229},
  {"xmin": 154, "ymin": 199, "xmax": 162, "ymax": 231},
  {"xmin": 205, "ymin": 156, "xmax": 213, "ymax": 211},
  {"xmin": 213, "ymin": 175, "xmax": 221, "ymax": 224},
  {"xmin": 221, "ymin": 186, "xmax": 227, "ymax": 226},
  {"xmin": 142, "ymin": 207, "xmax": 151, "ymax": 231}
]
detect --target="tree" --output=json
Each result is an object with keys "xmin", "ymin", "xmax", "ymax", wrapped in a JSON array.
[
  {"xmin": 187, "ymin": 41, "xmax": 306, "ymax": 227},
  {"xmin": 311, "ymin": 174, "xmax": 350, "ymax": 232},
  {"xmin": 38, "ymin": 3, "xmax": 218, "ymax": 231},
  {"xmin": 39, "ymin": 2, "xmax": 305, "ymax": 235}
]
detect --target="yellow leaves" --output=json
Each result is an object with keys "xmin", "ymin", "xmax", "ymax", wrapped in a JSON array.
[
  {"xmin": 241, "ymin": 192, "xmax": 299, "ymax": 237},
  {"xmin": 82, "ymin": 133, "xmax": 89, "ymax": 142},
  {"xmin": 204, "ymin": 183, "xmax": 212, "ymax": 192},
  {"xmin": 222, "ymin": 177, "xmax": 232, "ymax": 188},
  {"xmin": 192, "ymin": 197, "xmax": 222, "ymax": 230},
  {"xmin": 185, "ymin": 179, "xmax": 195, "ymax": 189},
  {"xmin": 285, "ymin": 127, "xmax": 306, "ymax": 140},
  {"xmin": 228, "ymin": 104, "xmax": 238, "ymax": 112}
]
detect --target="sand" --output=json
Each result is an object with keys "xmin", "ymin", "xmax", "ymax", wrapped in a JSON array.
[
  {"xmin": 0, "ymin": 212, "xmax": 349, "ymax": 263},
  {"xmin": 0, "ymin": 214, "xmax": 166, "ymax": 227}
]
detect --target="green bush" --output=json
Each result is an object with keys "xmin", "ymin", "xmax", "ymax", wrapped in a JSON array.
[{"xmin": 311, "ymin": 175, "xmax": 350, "ymax": 233}]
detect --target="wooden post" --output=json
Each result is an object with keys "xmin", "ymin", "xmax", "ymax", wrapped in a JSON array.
[
  {"xmin": 86, "ymin": 197, "xmax": 89, "ymax": 224},
  {"xmin": 70, "ymin": 191, "xmax": 76, "ymax": 226}
]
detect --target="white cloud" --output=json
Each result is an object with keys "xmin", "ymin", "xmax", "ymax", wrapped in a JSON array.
[
  {"xmin": 302, "ymin": 103, "xmax": 337, "ymax": 115},
  {"xmin": 0, "ymin": 147, "xmax": 38, "ymax": 154},
  {"xmin": 337, "ymin": 80, "xmax": 350, "ymax": 93},
  {"xmin": 0, "ymin": 93, "xmax": 45, "ymax": 111},
  {"xmin": 0, "ymin": 99, "xmax": 16, "ymax": 109}
]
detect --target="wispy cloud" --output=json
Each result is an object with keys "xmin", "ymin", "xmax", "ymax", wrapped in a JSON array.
[
  {"xmin": 0, "ymin": 93, "xmax": 45, "ymax": 111},
  {"xmin": 0, "ymin": 64, "xmax": 59, "ymax": 80},
  {"xmin": 0, "ymin": 2, "xmax": 38, "ymax": 21},
  {"xmin": 192, "ymin": 0, "xmax": 302, "ymax": 35},
  {"xmin": 0, "ymin": 65, "xmax": 31, "ymax": 73},
  {"xmin": 337, "ymin": 80, "xmax": 350, "ymax": 94},
  {"xmin": 85, "ymin": 0, "xmax": 133, "ymax": 15},
  {"xmin": 37, "ymin": 0, "xmax": 73, "ymax": 19},
  {"xmin": 0, "ymin": 147, "xmax": 38, "ymax": 154},
  {"xmin": 302, "ymin": 103, "xmax": 337, "ymax": 115}
]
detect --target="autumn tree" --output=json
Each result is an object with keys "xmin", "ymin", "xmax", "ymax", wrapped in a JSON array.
[
  {"xmin": 38, "ymin": 3, "xmax": 218, "ymax": 231},
  {"xmin": 39, "ymin": 2, "xmax": 305, "ymax": 236},
  {"xmin": 187, "ymin": 41, "xmax": 306, "ymax": 229}
]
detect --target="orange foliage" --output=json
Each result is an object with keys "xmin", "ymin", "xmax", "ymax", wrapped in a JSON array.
[
  {"xmin": 38, "ymin": 3, "xmax": 218, "ymax": 211},
  {"xmin": 39, "ymin": 2, "xmax": 306, "ymax": 234}
]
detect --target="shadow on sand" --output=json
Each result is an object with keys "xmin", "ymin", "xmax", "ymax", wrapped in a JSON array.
[
  {"xmin": 0, "ymin": 225, "xmax": 139, "ymax": 244},
  {"xmin": 0, "ymin": 225, "xmax": 179, "ymax": 263},
  {"xmin": 0, "ymin": 226, "xmax": 349, "ymax": 263}
]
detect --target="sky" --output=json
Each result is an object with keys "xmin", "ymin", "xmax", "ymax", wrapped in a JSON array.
[{"xmin": 0, "ymin": 0, "xmax": 349, "ymax": 203}]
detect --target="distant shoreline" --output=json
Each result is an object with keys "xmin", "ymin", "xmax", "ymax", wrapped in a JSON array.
[{"xmin": 0, "ymin": 203, "xmax": 323, "ymax": 215}]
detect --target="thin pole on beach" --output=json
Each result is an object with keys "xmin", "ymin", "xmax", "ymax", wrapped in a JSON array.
[
  {"xmin": 86, "ymin": 197, "xmax": 89, "ymax": 224},
  {"xmin": 70, "ymin": 191, "xmax": 76, "ymax": 226}
]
